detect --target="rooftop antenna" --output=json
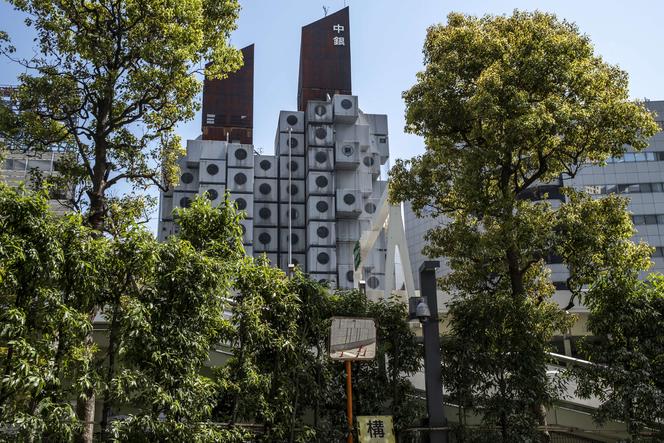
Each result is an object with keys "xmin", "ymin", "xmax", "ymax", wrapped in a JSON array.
[{"xmin": 323, "ymin": 5, "xmax": 329, "ymax": 16}]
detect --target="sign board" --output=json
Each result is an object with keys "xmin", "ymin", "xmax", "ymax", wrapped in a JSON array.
[
  {"xmin": 329, "ymin": 317, "xmax": 376, "ymax": 360},
  {"xmin": 353, "ymin": 240, "xmax": 361, "ymax": 270},
  {"xmin": 357, "ymin": 416, "xmax": 395, "ymax": 443}
]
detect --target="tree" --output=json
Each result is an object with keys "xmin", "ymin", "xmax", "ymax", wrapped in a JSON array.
[
  {"xmin": 390, "ymin": 10, "xmax": 659, "ymax": 440},
  {"xmin": 1, "ymin": 1, "xmax": 243, "ymax": 438}
]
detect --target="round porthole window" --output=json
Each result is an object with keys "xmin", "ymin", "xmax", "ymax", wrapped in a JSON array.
[
  {"xmin": 316, "ymin": 201, "xmax": 329, "ymax": 213},
  {"xmin": 315, "ymin": 127, "xmax": 327, "ymax": 140},
  {"xmin": 288, "ymin": 137, "xmax": 298, "ymax": 148},
  {"xmin": 315, "ymin": 104, "xmax": 327, "ymax": 117},
  {"xmin": 343, "ymin": 193, "xmax": 355, "ymax": 205},
  {"xmin": 259, "ymin": 207, "xmax": 271, "ymax": 219},
  {"xmin": 181, "ymin": 172, "xmax": 194, "ymax": 184},
  {"xmin": 342, "ymin": 145, "xmax": 354, "ymax": 157},
  {"xmin": 364, "ymin": 203, "xmax": 376, "ymax": 214},
  {"xmin": 179, "ymin": 197, "xmax": 191, "ymax": 208},
  {"xmin": 234, "ymin": 148, "xmax": 248, "ymax": 160},
  {"xmin": 317, "ymin": 252, "xmax": 330, "ymax": 265},
  {"xmin": 206, "ymin": 164, "xmax": 219, "ymax": 176},
  {"xmin": 315, "ymin": 176, "xmax": 328, "ymax": 188},
  {"xmin": 259, "ymin": 160, "xmax": 271, "ymax": 171},
  {"xmin": 206, "ymin": 189, "xmax": 218, "ymax": 200},
  {"xmin": 259, "ymin": 183, "xmax": 271, "ymax": 195},
  {"xmin": 317, "ymin": 226, "xmax": 329, "ymax": 238},
  {"xmin": 341, "ymin": 98, "xmax": 353, "ymax": 110},
  {"xmin": 234, "ymin": 173, "xmax": 247, "ymax": 185},
  {"xmin": 288, "ymin": 208, "xmax": 299, "ymax": 220},
  {"xmin": 288, "ymin": 184, "xmax": 299, "ymax": 195},
  {"xmin": 315, "ymin": 151, "xmax": 328, "ymax": 163},
  {"xmin": 288, "ymin": 160, "xmax": 299, "ymax": 172},
  {"xmin": 346, "ymin": 270, "xmax": 354, "ymax": 282},
  {"xmin": 258, "ymin": 232, "xmax": 271, "ymax": 245},
  {"xmin": 368, "ymin": 276, "xmax": 380, "ymax": 289},
  {"xmin": 290, "ymin": 233, "xmax": 299, "ymax": 244},
  {"xmin": 286, "ymin": 115, "xmax": 298, "ymax": 126},
  {"xmin": 363, "ymin": 156, "xmax": 374, "ymax": 167},
  {"xmin": 236, "ymin": 198, "xmax": 247, "ymax": 210}
]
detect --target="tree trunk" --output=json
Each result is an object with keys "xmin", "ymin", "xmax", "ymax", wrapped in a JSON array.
[{"xmin": 100, "ymin": 303, "xmax": 120, "ymax": 440}]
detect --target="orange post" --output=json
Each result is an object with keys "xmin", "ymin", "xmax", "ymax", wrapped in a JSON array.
[{"xmin": 345, "ymin": 360, "xmax": 353, "ymax": 443}]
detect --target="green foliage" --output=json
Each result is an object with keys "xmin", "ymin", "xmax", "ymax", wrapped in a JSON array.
[{"xmin": 390, "ymin": 10, "xmax": 659, "ymax": 440}]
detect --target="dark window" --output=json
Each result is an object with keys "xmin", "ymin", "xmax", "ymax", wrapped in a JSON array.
[
  {"xmin": 286, "ymin": 115, "xmax": 298, "ymax": 126},
  {"xmin": 368, "ymin": 276, "xmax": 380, "ymax": 289},
  {"xmin": 179, "ymin": 197, "xmax": 192, "ymax": 208},
  {"xmin": 288, "ymin": 208, "xmax": 299, "ymax": 220},
  {"xmin": 290, "ymin": 233, "xmax": 299, "ymax": 244},
  {"xmin": 316, "ymin": 201, "xmax": 329, "ymax": 213},
  {"xmin": 258, "ymin": 232, "xmax": 271, "ymax": 245},
  {"xmin": 363, "ymin": 156, "xmax": 374, "ymax": 167},
  {"xmin": 236, "ymin": 198, "xmax": 247, "ymax": 210},
  {"xmin": 315, "ymin": 176, "xmax": 329, "ymax": 188},
  {"xmin": 364, "ymin": 203, "xmax": 376, "ymax": 214},
  {"xmin": 206, "ymin": 163, "xmax": 219, "ymax": 176},
  {"xmin": 234, "ymin": 173, "xmax": 247, "ymax": 185},
  {"xmin": 317, "ymin": 226, "xmax": 329, "ymax": 238},
  {"xmin": 315, "ymin": 151, "xmax": 328, "ymax": 164},
  {"xmin": 346, "ymin": 270, "xmax": 354, "ymax": 282},
  {"xmin": 342, "ymin": 145, "xmax": 354, "ymax": 157},
  {"xmin": 288, "ymin": 137, "xmax": 298, "ymax": 148},
  {"xmin": 288, "ymin": 184, "xmax": 299, "ymax": 195},
  {"xmin": 259, "ymin": 207, "xmax": 272, "ymax": 219},
  {"xmin": 260, "ymin": 160, "xmax": 272, "ymax": 171},
  {"xmin": 206, "ymin": 189, "xmax": 218, "ymax": 200},
  {"xmin": 234, "ymin": 148, "xmax": 248, "ymax": 160},
  {"xmin": 315, "ymin": 127, "xmax": 327, "ymax": 140},
  {"xmin": 181, "ymin": 172, "xmax": 194, "ymax": 184},
  {"xmin": 343, "ymin": 193, "xmax": 356, "ymax": 205},
  {"xmin": 288, "ymin": 160, "xmax": 299, "ymax": 172},
  {"xmin": 317, "ymin": 252, "xmax": 330, "ymax": 265},
  {"xmin": 259, "ymin": 183, "xmax": 272, "ymax": 195},
  {"xmin": 341, "ymin": 98, "xmax": 353, "ymax": 110},
  {"xmin": 315, "ymin": 104, "xmax": 327, "ymax": 116}
]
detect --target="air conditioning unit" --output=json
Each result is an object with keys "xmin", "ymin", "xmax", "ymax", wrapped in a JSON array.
[
  {"xmin": 307, "ymin": 100, "xmax": 333, "ymax": 124},
  {"xmin": 199, "ymin": 160, "xmax": 226, "ymax": 184},
  {"xmin": 173, "ymin": 190, "xmax": 197, "ymax": 210},
  {"xmin": 372, "ymin": 135, "xmax": 389, "ymax": 163},
  {"xmin": 278, "ymin": 110, "xmax": 305, "ymax": 133},
  {"xmin": 227, "ymin": 168, "xmax": 254, "ymax": 193},
  {"xmin": 307, "ymin": 124, "xmax": 334, "ymax": 147},
  {"xmin": 336, "ymin": 189, "xmax": 362, "ymax": 218},
  {"xmin": 278, "ymin": 155, "xmax": 305, "ymax": 180},
  {"xmin": 227, "ymin": 144, "xmax": 253, "ymax": 168},
  {"xmin": 337, "ymin": 265, "xmax": 355, "ymax": 289},
  {"xmin": 279, "ymin": 178, "xmax": 305, "ymax": 203},
  {"xmin": 253, "ymin": 227, "xmax": 279, "ymax": 252},
  {"xmin": 335, "ymin": 141, "xmax": 360, "ymax": 170},
  {"xmin": 307, "ymin": 221, "xmax": 336, "ymax": 247},
  {"xmin": 279, "ymin": 227, "xmax": 306, "ymax": 253},
  {"xmin": 199, "ymin": 184, "xmax": 226, "ymax": 207},
  {"xmin": 309, "ymin": 273, "xmax": 338, "ymax": 288},
  {"xmin": 306, "ymin": 195, "xmax": 336, "ymax": 221},
  {"xmin": 254, "ymin": 202, "xmax": 279, "ymax": 227},
  {"xmin": 230, "ymin": 192, "xmax": 254, "ymax": 219},
  {"xmin": 307, "ymin": 147, "xmax": 334, "ymax": 171},
  {"xmin": 198, "ymin": 139, "xmax": 228, "ymax": 160},
  {"xmin": 336, "ymin": 219, "xmax": 360, "ymax": 242},
  {"xmin": 307, "ymin": 247, "xmax": 337, "ymax": 274},
  {"xmin": 307, "ymin": 171, "xmax": 335, "ymax": 195},
  {"xmin": 240, "ymin": 218, "xmax": 253, "ymax": 245},
  {"xmin": 277, "ymin": 132, "xmax": 305, "ymax": 156},
  {"xmin": 333, "ymin": 95, "xmax": 359, "ymax": 123},
  {"xmin": 176, "ymin": 162, "xmax": 200, "ymax": 191},
  {"xmin": 279, "ymin": 203, "xmax": 306, "ymax": 227},
  {"xmin": 254, "ymin": 155, "xmax": 278, "ymax": 178},
  {"xmin": 279, "ymin": 253, "xmax": 306, "ymax": 271},
  {"xmin": 159, "ymin": 195, "xmax": 174, "ymax": 221}
]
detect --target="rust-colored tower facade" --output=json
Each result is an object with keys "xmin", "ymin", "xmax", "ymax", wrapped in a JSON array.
[
  {"xmin": 297, "ymin": 7, "xmax": 352, "ymax": 111},
  {"xmin": 202, "ymin": 44, "xmax": 254, "ymax": 143}
]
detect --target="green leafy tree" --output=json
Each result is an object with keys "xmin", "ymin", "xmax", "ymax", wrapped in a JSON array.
[
  {"xmin": 1, "ymin": 1, "xmax": 243, "ymax": 438},
  {"xmin": 390, "ymin": 10, "xmax": 659, "ymax": 440},
  {"xmin": 0, "ymin": 184, "xmax": 108, "ymax": 441}
]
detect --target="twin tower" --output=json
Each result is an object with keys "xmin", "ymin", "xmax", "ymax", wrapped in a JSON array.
[{"xmin": 158, "ymin": 8, "xmax": 391, "ymax": 290}]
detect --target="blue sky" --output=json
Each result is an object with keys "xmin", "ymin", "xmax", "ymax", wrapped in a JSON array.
[{"xmin": 1, "ymin": 0, "xmax": 663, "ymax": 232}]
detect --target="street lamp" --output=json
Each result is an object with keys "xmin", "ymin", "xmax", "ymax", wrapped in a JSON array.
[{"xmin": 418, "ymin": 261, "xmax": 448, "ymax": 443}]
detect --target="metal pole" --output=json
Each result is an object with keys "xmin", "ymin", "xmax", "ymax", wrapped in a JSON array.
[
  {"xmin": 288, "ymin": 127, "xmax": 293, "ymax": 266},
  {"xmin": 420, "ymin": 261, "xmax": 448, "ymax": 443},
  {"xmin": 345, "ymin": 360, "xmax": 354, "ymax": 443}
]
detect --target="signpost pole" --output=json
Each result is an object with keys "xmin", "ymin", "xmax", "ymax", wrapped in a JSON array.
[{"xmin": 345, "ymin": 360, "xmax": 353, "ymax": 443}]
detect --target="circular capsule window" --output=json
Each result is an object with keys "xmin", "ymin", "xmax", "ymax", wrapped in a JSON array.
[
  {"xmin": 259, "ymin": 207, "xmax": 271, "ymax": 219},
  {"xmin": 315, "ymin": 104, "xmax": 327, "ymax": 116},
  {"xmin": 259, "ymin": 160, "xmax": 271, "ymax": 171},
  {"xmin": 288, "ymin": 137, "xmax": 299, "ymax": 149},
  {"xmin": 290, "ymin": 233, "xmax": 299, "ymax": 245},
  {"xmin": 341, "ymin": 98, "xmax": 353, "ymax": 110},
  {"xmin": 288, "ymin": 184, "xmax": 299, "ymax": 195},
  {"xmin": 346, "ymin": 270, "xmax": 354, "ymax": 282},
  {"xmin": 315, "ymin": 151, "xmax": 328, "ymax": 164},
  {"xmin": 234, "ymin": 148, "xmax": 248, "ymax": 160},
  {"xmin": 315, "ymin": 176, "xmax": 328, "ymax": 188},
  {"xmin": 259, "ymin": 183, "xmax": 272, "ymax": 195},
  {"xmin": 288, "ymin": 160, "xmax": 299, "ymax": 172},
  {"xmin": 286, "ymin": 115, "xmax": 298, "ymax": 126},
  {"xmin": 181, "ymin": 172, "xmax": 194, "ymax": 184},
  {"xmin": 363, "ymin": 156, "xmax": 375, "ymax": 167},
  {"xmin": 364, "ymin": 202, "xmax": 376, "ymax": 214},
  {"xmin": 258, "ymin": 232, "xmax": 271, "ymax": 245},
  {"xmin": 206, "ymin": 164, "xmax": 219, "ymax": 176},
  {"xmin": 236, "ymin": 198, "xmax": 247, "ymax": 210},
  {"xmin": 234, "ymin": 173, "xmax": 247, "ymax": 185},
  {"xmin": 316, "ymin": 226, "xmax": 329, "ymax": 238},
  {"xmin": 179, "ymin": 197, "xmax": 192, "ymax": 208},
  {"xmin": 317, "ymin": 252, "xmax": 330, "ymax": 265},
  {"xmin": 316, "ymin": 201, "xmax": 329, "ymax": 213},
  {"xmin": 343, "ymin": 193, "xmax": 356, "ymax": 205},
  {"xmin": 368, "ymin": 276, "xmax": 380, "ymax": 289},
  {"xmin": 206, "ymin": 189, "xmax": 218, "ymax": 201},
  {"xmin": 342, "ymin": 145, "xmax": 354, "ymax": 157},
  {"xmin": 315, "ymin": 127, "xmax": 327, "ymax": 140}
]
